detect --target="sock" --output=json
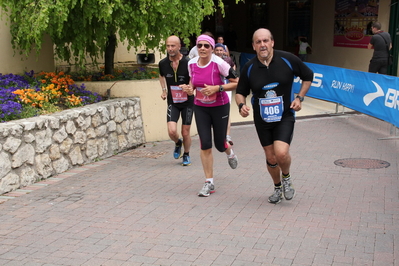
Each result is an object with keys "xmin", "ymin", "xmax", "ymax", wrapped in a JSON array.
[
  {"xmin": 206, "ymin": 178, "xmax": 214, "ymax": 184},
  {"xmin": 227, "ymin": 149, "xmax": 235, "ymax": 158},
  {"xmin": 183, "ymin": 152, "xmax": 189, "ymax": 156},
  {"xmin": 176, "ymin": 139, "xmax": 182, "ymax": 146},
  {"xmin": 275, "ymin": 182, "xmax": 282, "ymax": 188},
  {"xmin": 282, "ymin": 173, "xmax": 290, "ymax": 179}
]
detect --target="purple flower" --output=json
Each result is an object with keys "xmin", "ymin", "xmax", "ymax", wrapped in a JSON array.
[
  {"xmin": 67, "ymin": 84, "xmax": 102, "ymax": 105},
  {"xmin": 1, "ymin": 71, "xmax": 103, "ymax": 123},
  {"xmin": 0, "ymin": 101, "xmax": 22, "ymax": 121}
]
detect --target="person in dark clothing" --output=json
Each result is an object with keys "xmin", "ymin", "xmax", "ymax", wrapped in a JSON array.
[
  {"xmin": 368, "ymin": 22, "xmax": 392, "ymax": 74},
  {"xmin": 236, "ymin": 28, "xmax": 314, "ymax": 204},
  {"xmin": 158, "ymin": 35, "xmax": 194, "ymax": 166}
]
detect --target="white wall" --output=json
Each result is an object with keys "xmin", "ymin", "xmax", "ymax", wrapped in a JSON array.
[{"xmin": 114, "ymin": 41, "xmax": 164, "ymax": 66}]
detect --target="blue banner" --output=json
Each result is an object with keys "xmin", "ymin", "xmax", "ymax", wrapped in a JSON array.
[
  {"xmin": 293, "ymin": 63, "xmax": 399, "ymax": 128},
  {"xmin": 239, "ymin": 53, "xmax": 256, "ymax": 71}
]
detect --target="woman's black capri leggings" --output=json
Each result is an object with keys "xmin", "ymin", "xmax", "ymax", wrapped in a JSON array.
[{"xmin": 194, "ymin": 103, "xmax": 230, "ymax": 152}]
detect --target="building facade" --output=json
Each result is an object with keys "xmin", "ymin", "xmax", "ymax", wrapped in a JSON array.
[
  {"xmin": 0, "ymin": 0, "xmax": 397, "ymax": 76},
  {"xmin": 204, "ymin": 0, "xmax": 397, "ymax": 75}
]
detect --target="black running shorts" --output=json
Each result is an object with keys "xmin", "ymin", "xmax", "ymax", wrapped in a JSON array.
[
  {"xmin": 254, "ymin": 115, "xmax": 295, "ymax": 147},
  {"xmin": 167, "ymin": 104, "xmax": 193, "ymax": 125}
]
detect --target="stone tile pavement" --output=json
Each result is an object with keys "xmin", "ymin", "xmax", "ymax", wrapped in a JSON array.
[{"xmin": 0, "ymin": 113, "xmax": 398, "ymax": 266}]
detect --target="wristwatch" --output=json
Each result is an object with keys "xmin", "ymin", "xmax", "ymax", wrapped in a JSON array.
[
  {"xmin": 296, "ymin": 95, "xmax": 304, "ymax": 102},
  {"xmin": 238, "ymin": 103, "xmax": 245, "ymax": 112},
  {"xmin": 219, "ymin": 85, "xmax": 224, "ymax": 92}
]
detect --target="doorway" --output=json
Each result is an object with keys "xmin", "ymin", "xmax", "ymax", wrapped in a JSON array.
[{"xmin": 388, "ymin": 0, "xmax": 398, "ymax": 76}]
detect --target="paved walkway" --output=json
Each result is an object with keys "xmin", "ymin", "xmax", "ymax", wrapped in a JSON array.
[{"xmin": 0, "ymin": 110, "xmax": 398, "ymax": 265}]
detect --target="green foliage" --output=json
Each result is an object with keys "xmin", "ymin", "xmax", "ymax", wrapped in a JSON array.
[
  {"xmin": 70, "ymin": 67, "xmax": 159, "ymax": 81},
  {"xmin": 17, "ymin": 105, "xmax": 41, "ymax": 119},
  {"xmin": 0, "ymin": 0, "xmax": 237, "ymax": 67}
]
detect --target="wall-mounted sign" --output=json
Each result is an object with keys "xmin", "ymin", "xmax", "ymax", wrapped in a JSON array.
[{"xmin": 333, "ymin": 0, "xmax": 379, "ymax": 48}]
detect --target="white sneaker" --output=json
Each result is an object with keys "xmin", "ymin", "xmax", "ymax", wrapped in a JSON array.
[
  {"xmin": 226, "ymin": 135, "xmax": 233, "ymax": 146},
  {"xmin": 198, "ymin": 181, "xmax": 215, "ymax": 197},
  {"xmin": 228, "ymin": 153, "xmax": 238, "ymax": 169}
]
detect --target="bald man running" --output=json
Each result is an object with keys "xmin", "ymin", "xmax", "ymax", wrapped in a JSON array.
[
  {"xmin": 236, "ymin": 28, "xmax": 314, "ymax": 204},
  {"xmin": 158, "ymin": 36, "xmax": 194, "ymax": 166}
]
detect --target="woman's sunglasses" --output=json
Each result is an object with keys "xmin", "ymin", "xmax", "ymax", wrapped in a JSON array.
[{"xmin": 196, "ymin": 43, "xmax": 212, "ymax": 49}]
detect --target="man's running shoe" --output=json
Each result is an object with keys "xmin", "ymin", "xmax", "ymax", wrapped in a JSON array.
[
  {"xmin": 173, "ymin": 139, "xmax": 182, "ymax": 159},
  {"xmin": 198, "ymin": 181, "xmax": 215, "ymax": 197},
  {"xmin": 226, "ymin": 135, "xmax": 233, "ymax": 146},
  {"xmin": 268, "ymin": 186, "xmax": 283, "ymax": 204},
  {"xmin": 182, "ymin": 154, "xmax": 191, "ymax": 166},
  {"xmin": 282, "ymin": 176, "xmax": 295, "ymax": 200},
  {"xmin": 228, "ymin": 153, "xmax": 238, "ymax": 169}
]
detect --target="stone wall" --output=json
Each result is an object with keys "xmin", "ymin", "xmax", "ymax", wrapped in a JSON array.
[{"xmin": 0, "ymin": 98, "xmax": 145, "ymax": 195}]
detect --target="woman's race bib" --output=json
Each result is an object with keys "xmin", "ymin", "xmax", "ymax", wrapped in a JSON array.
[
  {"xmin": 170, "ymin": 86, "xmax": 188, "ymax": 103},
  {"xmin": 259, "ymin": 96, "xmax": 284, "ymax": 122},
  {"xmin": 196, "ymin": 87, "xmax": 217, "ymax": 104}
]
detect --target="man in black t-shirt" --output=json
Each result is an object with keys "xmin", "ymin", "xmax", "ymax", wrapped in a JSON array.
[
  {"xmin": 159, "ymin": 36, "xmax": 194, "ymax": 166},
  {"xmin": 236, "ymin": 28, "xmax": 314, "ymax": 204},
  {"xmin": 368, "ymin": 21, "xmax": 392, "ymax": 74}
]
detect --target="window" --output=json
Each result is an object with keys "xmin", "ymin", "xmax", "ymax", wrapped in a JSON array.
[
  {"xmin": 286, "ymin": 0, "xmax": 313, "ymax": 49},
  {"xmin": 248, "ymin": 2, "xmax": 269, "ymax": 48}
]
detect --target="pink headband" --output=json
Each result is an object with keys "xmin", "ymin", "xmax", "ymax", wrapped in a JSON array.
[{"xmin": 196, "ymin": 35, "xmax": 215, "ymax": 48}]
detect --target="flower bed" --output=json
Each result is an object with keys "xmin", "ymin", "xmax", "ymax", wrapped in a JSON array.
[
  {"xmin": 0, "ymin": 67, "xmax": 159, "ymax": 123},
  {"xmin": 0, "ymin": 71, "xmax": 102, "ymax": 122}
]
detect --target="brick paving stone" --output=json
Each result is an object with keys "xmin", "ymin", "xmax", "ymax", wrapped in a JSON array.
[
  {"xmin": 332, "ymin": 255, "xmax": 354, "ymax": 265},
  {"xmin": 0, "ymin": 113, "xmax": 397, "ymax": 265}
]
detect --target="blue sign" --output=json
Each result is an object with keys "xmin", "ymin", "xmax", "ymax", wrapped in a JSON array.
[
  {"xmin": 239, "ymin": 53, "xmax": 256, "ymax": 71},
  {"xmin": 293, "ymin": 63, "xmax": 399, "ymax": 128}
]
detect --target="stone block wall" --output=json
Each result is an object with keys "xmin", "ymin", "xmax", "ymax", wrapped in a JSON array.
[{"xmin": 0, "ymin": 98, "xmax": 145, "ymax": 195}]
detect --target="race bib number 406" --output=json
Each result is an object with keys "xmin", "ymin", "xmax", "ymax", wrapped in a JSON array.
[{"xmin": 259, "ymin": 96, "xmax": 283, "ymax": 122}]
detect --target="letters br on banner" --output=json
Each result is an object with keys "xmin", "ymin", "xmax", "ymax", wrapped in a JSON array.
[{"xmin": 293, "ymin": 62, "xmax": 399, "ymax": 128}]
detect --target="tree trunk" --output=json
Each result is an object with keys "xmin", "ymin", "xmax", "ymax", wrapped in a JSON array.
[{"xmin": 104, "ymin": 34, "xmax": 117, "ymax": 75}]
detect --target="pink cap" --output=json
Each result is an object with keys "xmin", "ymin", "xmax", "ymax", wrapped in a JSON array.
[{"xmin": 196, "ymin": 35, "xmax": 215, "ymax": 48}]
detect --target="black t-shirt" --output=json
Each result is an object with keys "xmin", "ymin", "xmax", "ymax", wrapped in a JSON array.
[
  {"xmin": 158, "ymin": 56, "xmax": 194, "ymax": 106},
  {"xmin": 237, "ymin": 50, "xmax": 314, "ymax": 120},
  {"xmin": 370, "ymin": 32, "xmax": 391, "ymax": 60}
]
